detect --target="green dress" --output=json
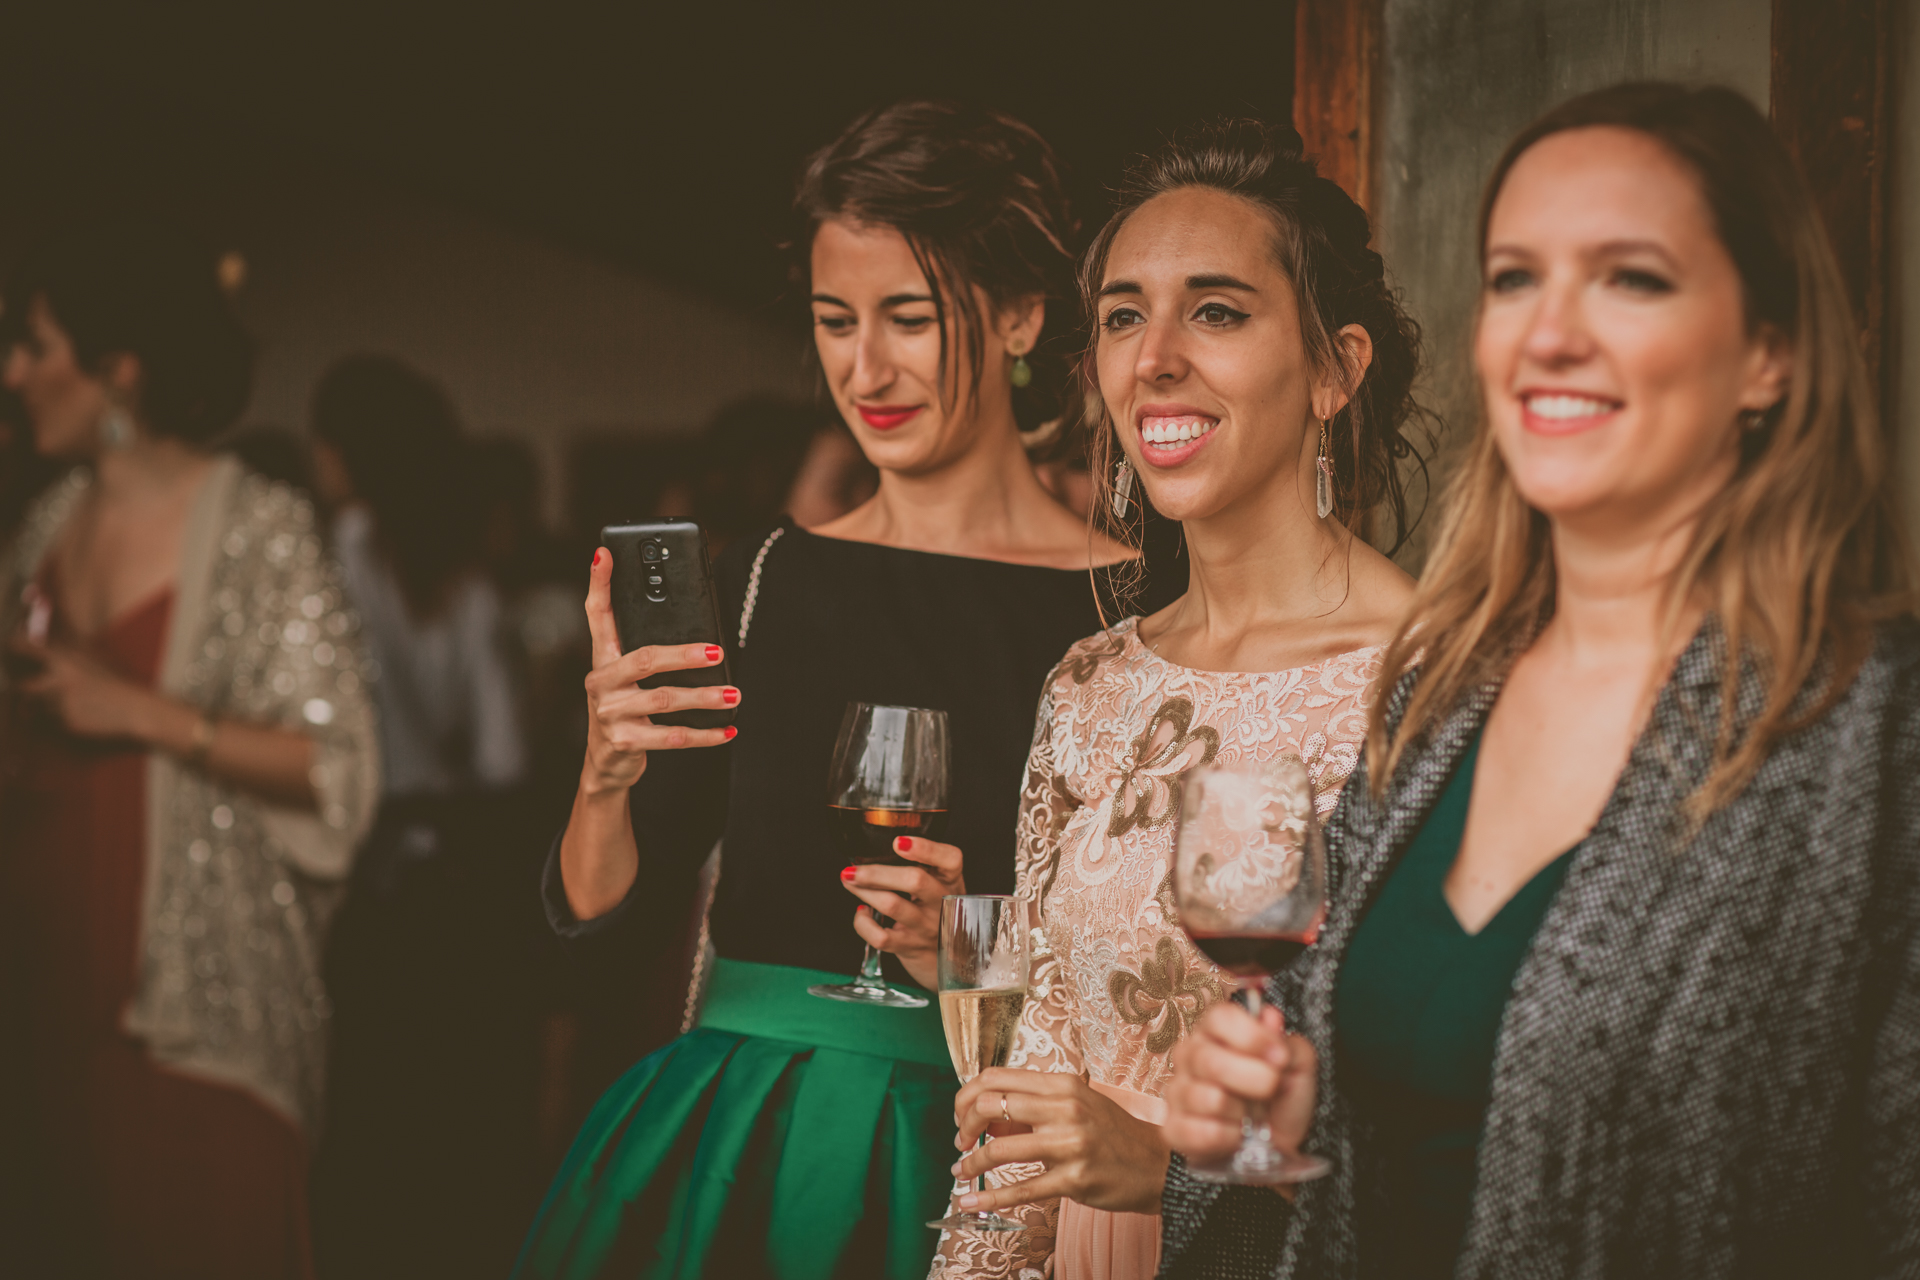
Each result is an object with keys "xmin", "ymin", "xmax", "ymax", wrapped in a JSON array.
[
  {"xmin": 1333, "ymin": 734, "xmax": 1576, "ymax": 1278},
  {"xmin": 512, "ymin": 959, "xmax": 955, "ymax": 1280}
]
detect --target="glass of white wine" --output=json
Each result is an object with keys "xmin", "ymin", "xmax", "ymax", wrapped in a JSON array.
[{"xmin": 927, "ymin": 894, "xmax": 1031, "ymax": 1234}]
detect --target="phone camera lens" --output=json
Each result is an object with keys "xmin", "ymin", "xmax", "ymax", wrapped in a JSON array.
[{"xmin": 640, "ymin": 541, "xmax": 663, "ymax": 564}]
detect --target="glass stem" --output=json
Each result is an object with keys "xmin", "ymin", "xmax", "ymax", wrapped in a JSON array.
[
  {"xmin": 1236, "ymin": 978, "xmax": 1277, "ymax": 1157},
  {"xmin": 974, "ymin": 1135, "xmax": 990, "ymax": 1204},
  {"xmin": 856, "ymin": 943, "xmax": 887, "ymax": 987}
]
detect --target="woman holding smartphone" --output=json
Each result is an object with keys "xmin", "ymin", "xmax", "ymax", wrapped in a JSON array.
[
  {"xmin": 1161, "ymin": 83, "xmax": 1920, "ymax": 1279},
  {"xmin": 514, "ymin": 101, "xmax": 1140, "ymax": 1280}
]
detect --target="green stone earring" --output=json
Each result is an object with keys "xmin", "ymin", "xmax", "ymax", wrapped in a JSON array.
[{"xmin": 1010, "ymin": 354, "xmax": 1032, "ymax": 388}]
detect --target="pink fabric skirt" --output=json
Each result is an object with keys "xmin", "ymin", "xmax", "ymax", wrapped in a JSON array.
[{"xmin": 1055, "ymin": 1082, "xmax": 1165, "ymax": 1280}]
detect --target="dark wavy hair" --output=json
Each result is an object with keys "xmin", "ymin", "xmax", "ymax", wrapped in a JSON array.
[
  {"xmin": 790, "ymin": 100, "xmax": 1081, "ymax": 448},
  {"xmin": 2, "ymin": 219, "xmax": 253, "ymax": 444},
  {"xmin": 1079, "ymin": 118, "xmax": 1428, "ymax": 554}
]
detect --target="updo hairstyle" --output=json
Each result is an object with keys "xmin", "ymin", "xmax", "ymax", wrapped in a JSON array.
[
  {"xmin": 1078, "ymin": 118, "xmax": 1427, "ymax": 551},
  {"xmin": 2, "ymin": 219, "xmax": 253, "ymax": 443},
  {"xmin": 790, "ymin": 100, "xmax": 1081, "ymax": 449}
]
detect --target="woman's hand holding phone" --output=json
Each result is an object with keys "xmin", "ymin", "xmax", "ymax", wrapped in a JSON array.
[
  {"xmin": 579, "ymin": 545, "xmax": 738, "ymax": 795},
  {"xmin": 562, "ymin": 547, "xmax": 740, "ymax": 921}
]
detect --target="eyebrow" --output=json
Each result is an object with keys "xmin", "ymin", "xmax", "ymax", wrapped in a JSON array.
[
  {"xmin": 809, "ymin": 291, "xmax": 936, "ymax": 308},
  {"xmin": 1485, "ymin": 239, "xmax": 1682, "ymax": 267},
  {"xmin": 1186, "ymin": 273, "xmax": 1260, "ymax": 292},
  {"xmin": 1096, "ymin": 273, "xmax": 1261, "ymax": 299}
]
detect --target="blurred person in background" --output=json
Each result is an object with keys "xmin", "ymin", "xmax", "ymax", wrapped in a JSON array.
[
  {"xmin": 0, "ymin": 219, "xmax": 379, "ymax": 1280},
  {"xmin": 220, "ymin": 423, "xmax": 318, "ymax": 497},
  {"xmin": 0, "ymin": 384, "xmax": 63, "ymax": 541},
  {"xmin": 784, "ymin": 413, "xmax": 879, "ymax": 528},
  {"xmin": 306, "ymin": 354, "xmax": 540, "ymax": 1279},
  {"xmin": 684, "ymin": 394, "xmax": 828, "ymax": 554},
  {"xmin": 310, "ymin": 354, "xmax": 525, "ymax": 798}
]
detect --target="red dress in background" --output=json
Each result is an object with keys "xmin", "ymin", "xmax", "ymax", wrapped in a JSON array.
[{"xmin": 1, "ymin": 585, "xmax": 314, "ymax": 1280}]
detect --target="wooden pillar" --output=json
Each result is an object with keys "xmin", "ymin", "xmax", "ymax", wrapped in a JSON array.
[
  {"xmin": 1294, "ymin": 0, "xmax": 1382, "ymax": 215},
  {"xmin": 1771, "ymin": 0, "xmax": 1896, "ymax": 406}
]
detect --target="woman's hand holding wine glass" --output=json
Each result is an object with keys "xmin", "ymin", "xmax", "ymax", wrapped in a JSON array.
[
  {"xmin": 562, "ymin": 548, "xmax": 737, "ymax": 921},
  {"xmin": 1164, "ymin": 1002, "xmax": 1319, "ymax": 1180},
  {"xmin": 844, "ymin": 835, "xmax": 965, "ymax": 990},
  {"xmin": 1168, "ymin": 757, "xmax": 1330, "ymax": 1185},
  {"xmin": 810, "ymin": 702, "xmax": 951, "ymax": 1007},
  {"xmin": 947, "ymin": 1068, "xmax": 1170, "ymax": 1216}
]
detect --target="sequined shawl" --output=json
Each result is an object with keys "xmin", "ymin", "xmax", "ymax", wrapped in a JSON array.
[
  {"xmin": 1157, "ymin": 618, "xmax": 1920, "ymax": 1279},
  {"xmin": 0, "ymin": 456, "xmax": 380, "ymax": 1134}
]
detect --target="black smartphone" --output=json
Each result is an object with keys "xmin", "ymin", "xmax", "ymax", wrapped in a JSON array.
[{"xmin": 600, "ymin": 519, "xmax": 734, "ymax": 731}]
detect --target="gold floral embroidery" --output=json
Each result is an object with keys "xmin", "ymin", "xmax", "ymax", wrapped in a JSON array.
[
  {"xmin": 1107, "ymin": 695, "xmax": 1219, "ymax": 838},
  {"xmin": 1037, "ymin": 773, "xmax": 1080, "ymax": 910},
  {"xmin": 1062, "ymin": 630, "xmax": 1125, "ymax": 685},
  {"xmin": 1108, "ymin": 935, "xmax": 1219, "ymax": 1054}
]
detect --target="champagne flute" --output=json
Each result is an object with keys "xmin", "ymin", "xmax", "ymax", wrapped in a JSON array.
[
  {"xmin": 1172, "ymin": 757, "xmax": 1331, "ymax": 1185},
  {"xmin": 927, "ymin": 893, "xmax": 1031, "ymax": 1233},
  {"xmin": 808, "ymin": 702, "xmax": 950, "ymax": 1008}
]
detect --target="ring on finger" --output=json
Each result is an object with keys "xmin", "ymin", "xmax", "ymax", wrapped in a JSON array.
[{"xmin": 1000, "ymin": 1094, "xmax": 1013, "ymax": 1123}]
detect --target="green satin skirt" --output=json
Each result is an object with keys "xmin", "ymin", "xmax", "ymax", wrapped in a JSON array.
[{"xmin": 511, "ymin": 958, "xmax": 958, "ymax": 1280}]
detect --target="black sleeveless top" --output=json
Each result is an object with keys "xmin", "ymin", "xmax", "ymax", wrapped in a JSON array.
[{"xmin": 543, "ymin": 520, "xmax": 1170, "ymax": 980}]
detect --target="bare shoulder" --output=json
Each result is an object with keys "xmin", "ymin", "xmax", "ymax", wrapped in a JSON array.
[{"xmin": 1337, "ymin": 537, "xmax": 1417, "ymax": 649}]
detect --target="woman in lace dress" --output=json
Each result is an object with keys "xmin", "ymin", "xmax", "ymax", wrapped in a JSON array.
[{"xmin": 924, "ymin": 120, "xmax": 1427, "ymax": 1279}]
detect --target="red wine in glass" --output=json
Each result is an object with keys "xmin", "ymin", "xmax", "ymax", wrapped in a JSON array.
[
  {"xmin": 1172, "ymin": 758, "xmax": 1332, "ymax": 1186},
  {"xmin": 1187, "ymin": 926, "xmax": 1320, "ymax": 979}
]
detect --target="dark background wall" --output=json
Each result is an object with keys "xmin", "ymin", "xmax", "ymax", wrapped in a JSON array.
[{"xmin": 0, "ymin": 2, "xmax": 1299, "ymax": 525}]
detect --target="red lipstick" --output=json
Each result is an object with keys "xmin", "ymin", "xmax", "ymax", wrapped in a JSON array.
[{"xmin": 856, "ymin": 404, "xmax": 923, "ymax": 431}]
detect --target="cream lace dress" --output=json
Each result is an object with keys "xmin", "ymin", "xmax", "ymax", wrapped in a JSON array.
[{"xmin": 931, "ymin": 617, "xmax": 1381, "ymax": 1279}]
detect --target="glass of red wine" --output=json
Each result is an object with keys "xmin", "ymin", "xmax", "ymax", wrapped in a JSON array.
[
  {"xmin": 1172, "ymin": 756, "xmax": 1331, "ymax": 1185},
  {"xmin": 808, "ymin": 702, "xmax": 950, "ymax": 1009}
]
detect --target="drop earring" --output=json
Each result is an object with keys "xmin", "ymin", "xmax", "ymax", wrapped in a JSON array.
[
  {"xmin": 1111, "ymin": 456, "xmax": 1135, "ymax": 519},
  {"xmin": 1315, "ymin": 419, "xmax": 1334, "ymax": 520},
  {"xmin": 1010, "ymin": 351, "xmax": 1032, "ymax": 388},
  {"xmin": 98, "ymin": 395, "xmax": 135, "ymax": 451}
]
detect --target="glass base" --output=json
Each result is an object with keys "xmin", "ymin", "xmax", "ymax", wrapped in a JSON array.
[
  {"xmin": 807, "ymin": 979, "xmax": 929, "ymax": 1008},
  {"xmin": 1186, "ymin": 1144, "xmax": 1330, "ymax": 1186},
  {"xmin": 927, "ymin": 1210, "xmax": 1027, "ymax": 1232}
]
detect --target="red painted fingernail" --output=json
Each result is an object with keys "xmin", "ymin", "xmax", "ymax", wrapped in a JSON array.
[
  {"xmin": 895, "ymin": 836, "xmax": 912, "ymax": 853},
  {"xmin": 705, "ymin": 645, "xmax": 722, "ymax": 662},
  {"xmin": 841, "ymin": 866, "xmax": 857, "ymax": 881},
  {"xmin": 591, "ymin": 550, "xmax": 602, "ymax": 566},
  {"xmin": 723, "ymin": 726, "xmax": 738, "ymax": 741},
  {"xmin": 722, "ymin": 687, "xmax": 740, "ymax": 706}
]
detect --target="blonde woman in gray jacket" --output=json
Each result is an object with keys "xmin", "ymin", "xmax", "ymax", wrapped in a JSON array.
[{"xmin": 1160, "ymin": 84, "xmax": 1919, "ymax": 1279}]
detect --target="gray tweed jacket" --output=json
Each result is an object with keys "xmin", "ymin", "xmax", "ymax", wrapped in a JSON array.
[{"xmin": 1159, "ymin": 618, "xmax": 1920, "ymax": 1279}]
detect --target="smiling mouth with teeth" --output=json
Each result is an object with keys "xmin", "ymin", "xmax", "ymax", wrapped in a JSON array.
[
  {"xmin": 1140, "ymin": 416, "xmax": 1219, "ymax": 449},
  {"xmin": 1523, "ymin": 393, "xmax": 1621, "ymax": 421}
]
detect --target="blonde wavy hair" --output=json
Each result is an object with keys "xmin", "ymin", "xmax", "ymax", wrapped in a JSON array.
[{"xmin": 1368, "ymin": 82, "xmax": 1914, "ymax": 819}]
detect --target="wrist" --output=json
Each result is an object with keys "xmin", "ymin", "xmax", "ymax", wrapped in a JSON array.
[
  {"xmin": 578, "ymin": 755, "xmax": 642, "ymax": 800},
  {"xmin": 136, "ymin": 691, "xmax": 197, "ymax": 753}
]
